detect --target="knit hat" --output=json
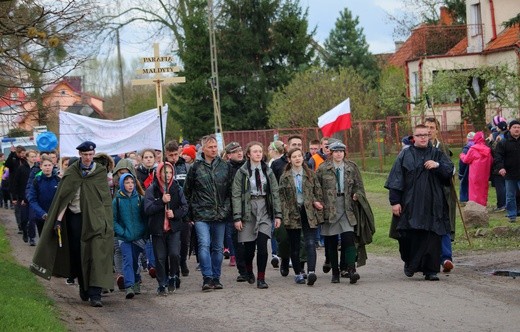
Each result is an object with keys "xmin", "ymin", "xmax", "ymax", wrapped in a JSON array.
[
  {"xmin": 493, "ymin": 115, "xmax": 506, "ymax": 126},
  {"xmin": 466, "ymin": 131, "xmax": 475, "ymax": 140},
  {"xmin": 509, "ymin": 119, "xmax": 520, "ymax": 129},
  {"xmin": 182, "ymin": 145, "xmax": 197, "ymax": 160},
  {"xmin": 497, "ymin": 121, "xmax": 508, "ymax": 131}
]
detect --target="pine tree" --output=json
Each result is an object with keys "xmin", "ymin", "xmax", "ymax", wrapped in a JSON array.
[{"xmin": 324, "ymin": 7, "xmax": 379, "ymax": 84}]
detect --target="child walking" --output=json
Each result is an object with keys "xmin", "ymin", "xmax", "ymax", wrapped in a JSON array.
[
  {"xmin": 232, "ymin": 142, "xmax": 282, "ymax": 289},
  {"xmin": 279, "ymin": 148, "xmax": 323, "ymax": 286},
  {"xmin": 113, "ymin": 173, "xmax": 147, "ymax": 299},
  {"xmin": 144, "ymin": 162, "xmax": 188, "ymax": 296}
]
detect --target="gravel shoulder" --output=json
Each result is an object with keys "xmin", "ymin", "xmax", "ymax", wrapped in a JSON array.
[{"xmin": 3, "ymin": 208, "xmax": 520, "ymax": 332}]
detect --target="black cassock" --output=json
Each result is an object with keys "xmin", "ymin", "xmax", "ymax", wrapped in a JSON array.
[{"xmin": 385, "ymin": 144, "xmax": 454, "ymax": 274}]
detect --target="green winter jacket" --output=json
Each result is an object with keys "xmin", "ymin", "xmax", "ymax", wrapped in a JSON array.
[
  {"xmin": 279, "ymin": 168, "xmax": 323, "ymax": 229},
  {"xmin": 231, "ymin": 161, "xmax": 282, "ymax": 223},
  {"xmin": 184, "ymin": 154, "xmax": 232, "ymax": 222}
]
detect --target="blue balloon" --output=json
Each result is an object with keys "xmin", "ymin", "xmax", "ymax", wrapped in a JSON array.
[{"xmin": 36, "ymin": 132, "xmax": 58, "ymax": 152}]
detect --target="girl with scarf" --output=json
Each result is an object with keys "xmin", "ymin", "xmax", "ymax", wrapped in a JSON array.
[{"xmin": 144, "ymin": 162, "xmax": 188, "ymax": 295}]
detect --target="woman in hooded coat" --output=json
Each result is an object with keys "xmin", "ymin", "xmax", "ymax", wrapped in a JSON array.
[{"xmin": 459, "ymin": 131, "xmax": 493, "ymax": 207}]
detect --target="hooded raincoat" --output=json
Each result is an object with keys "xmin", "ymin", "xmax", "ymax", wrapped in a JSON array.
[{"xmin": 459, "ymin": 131, "xmax": 493, "ymax": 206}]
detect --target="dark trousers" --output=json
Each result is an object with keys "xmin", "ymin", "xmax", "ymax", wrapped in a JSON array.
[
  {"xmin": 232, "ymin": 226, "xmax": 246, "ymax": 276},
  {"xmin": 152, "ymin": 231, "xmax": 181, "ymax": 287},
  {"xmin": 179, "ymin": 222, "xmax": 191, "ymax": 266},
  {"xmin": 244, "ymin": 232, "xmax": 269, "ymax": 276},
  {"xmin": 66, "ymin": 210, "xmax": 101, "ymax": 300},
  {"xmin": 14, "ymin": 202, "xmax": 29, "ymax": 235},
  {"xmin": 325, "ymin": 231, "xmax": 355, "ymax": 271},
  {"xmin": 493, "ymin": 174, "xmax": 506, "ymax": 208},
  {"xmin": 28, "ymin": 218, "xmax": 45, "ymax": 238},
  {"xmin": 287, "ymin": 207, "xmax": 316, "ymax": 275},
  {"xmin": 398, "ymin": 229, "xmax": 441, "ymax": 275}
]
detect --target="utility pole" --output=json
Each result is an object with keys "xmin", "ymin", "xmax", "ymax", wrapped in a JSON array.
[
  {"xmin": 116, "ymin": 28, "xmax": 127, "ymax": 118},
  {"xmin": 207, "ymin": 0, "xmax": 224, "ymax": 147}
]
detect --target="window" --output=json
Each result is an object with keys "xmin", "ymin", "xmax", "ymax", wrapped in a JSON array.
[
  {"xmin": 410, "ymin": 72, "xmax": 419, "ymax": 102},
  {"xmin": 470, "ymin": 3, "xmax": 483, "ymax": 36}
]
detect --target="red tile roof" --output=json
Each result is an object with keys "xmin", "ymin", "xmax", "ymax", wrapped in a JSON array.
[
  {"xmin": 485, "ymin": 24, "xmax": 520, "ymax": 52},
  {"xmin": 446, "ymin": 37, "xmax": 467, "ymax": 55}
]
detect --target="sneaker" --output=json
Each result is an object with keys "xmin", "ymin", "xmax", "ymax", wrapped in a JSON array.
[
  {"xmin": 229, "ymin": 256, "xmax": 236, "ymax": 266},
  {"xmin": 492, "ymin": 206, "xmax": 506, "ymax": 213},
  {"xmin": 425, "ymin": 273, "xmax": 439, "ymax": 281},
  {"xmin": 125, "ymin": 287, "xmax": 135, "ymax": 299},
  {"xmin": 236, "ymin": 274, "xmax": 248, "ymax": 282},
  {"xmin": 196, "ymin": 264, "xmax": 201, "ymax": 271},
  {"xmin": 257, "ymin": 279, "xmax": 269, "ymax": 289},
  {"xmin": 175, "ymin": 276, "xmax": 181, "ymax": 289},
  {"xmin": 89, "ymin": 299, "xmax": 103, "ymax": 307},
  {"xmin": 133, "ymin": 283, "xmax": 141, "ymax": 295},
  {"xmin": 223, "ymin": 248, "xmax": 230, "ymax": 259},
  {"xmin": 202, "ymin": 277, "xmax": 214, "ymax": 292},
  {"xmin": 116, "ymin": 275, "xmax": 125, "ymax": 290},
  {"xmin": 29, "ymin": 238, "xmax": 36, "ymax": 246},
  {"xmin": 66, "ymin": 277, "xmax": 75, "ymax": 285},
  {"xmin": 148, "ymin": 267, "xmax": 156, "ymax": 279},
  {"xmin": 271, "ymin": 255, "xmax": 280, "ymax": 268},
  {"xmin": 340, "ymin": 270, "xmax": 350, "ymax": 278},
  {"xmin": 331, "ymin": 274, "xmax": 340, "ymax": 283},
  {"xmin": 294, "ymin": 274, "xmax": 305, "ymax": 284},
  {"xmin": 22, "ymin": 234, "xmax": 28, "ymax": 243},
  {"xmin": 157, "ymin": 286, "xmax": 168, "ymax": 296},
  {"xmin": 213, "ymin": 278, "xmax": 223, "ymax": 290},
  {"xmin": 247, "ymin": 272, "xmax": 256, "ymax": 285},
  {"xmin": 442, "ymin": 259, "xmax": 454, "ymax": 273},
  {"xmin": 509, "ymin": 218, "xmax": 516, "ymax": 223},
  {"xmin": 307, "ymin": 272, "xmax": 317, "ymax": 286},
  {"xmin": 168, "ymin": 276, "xmax": 179, "ymax": 293}
]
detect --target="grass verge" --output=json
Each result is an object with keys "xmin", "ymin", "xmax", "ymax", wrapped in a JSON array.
[
  {"xmin": 0, "ymin": 224, "xmax": 67, "ymax": 332},
  {"xmin": 361, "ymin": 171, "xmax": 520, "ymax": 256}
]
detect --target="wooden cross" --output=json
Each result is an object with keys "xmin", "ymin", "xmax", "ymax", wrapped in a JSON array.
[{"xmin": 131, "ymin": 43, "xmax": 186, "ymax": 110}]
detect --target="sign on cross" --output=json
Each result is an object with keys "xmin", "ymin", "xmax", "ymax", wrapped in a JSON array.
[{"xmin": 131, "ymin": 43, "xmax": 186, "ymax": 109}]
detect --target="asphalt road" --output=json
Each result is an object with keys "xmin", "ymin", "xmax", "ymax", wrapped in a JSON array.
[{"xmin": 3, "ymin": 208, "xmax": 520, "ymax": 332}]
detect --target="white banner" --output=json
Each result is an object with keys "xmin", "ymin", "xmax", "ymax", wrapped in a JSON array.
[{"xmin": 59, "ymin": 105, "xmax": 168, "ymax": 156}]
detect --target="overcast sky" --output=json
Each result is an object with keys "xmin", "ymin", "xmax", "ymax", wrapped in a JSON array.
[{"xmin": 115, "ymin": 0, "xmax": 403, "ymax": 62}]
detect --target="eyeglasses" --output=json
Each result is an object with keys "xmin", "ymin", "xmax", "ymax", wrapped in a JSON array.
[{"xmin": 413, "ymin": 134, "xmax": 429, "ymax": 138}]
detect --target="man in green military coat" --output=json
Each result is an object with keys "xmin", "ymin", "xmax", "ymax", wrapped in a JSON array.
[{"xmin": 30, "ymin": 141, "xmax": 113, "ymax": 307}]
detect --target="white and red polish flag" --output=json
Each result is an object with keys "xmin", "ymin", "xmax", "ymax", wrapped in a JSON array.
[{"xmin": 318, "ymin": 98, "xmax": 352, "ymax": 137}]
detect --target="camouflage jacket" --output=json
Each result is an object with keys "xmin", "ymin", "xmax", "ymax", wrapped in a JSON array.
[
  {"xmin": 184, "ymin": 155, "xmax": 232, "ymax": 222},
  {"xmin": 316, "ymin": 159, "xmax": 365, "ymax": 225},
  {"xmin": 279, "ymin": 169, "xmax": 323, "ymax": 229},
  {"xmin": 231, "ymin": 160, "xmax": 282, "ymax": 223}
]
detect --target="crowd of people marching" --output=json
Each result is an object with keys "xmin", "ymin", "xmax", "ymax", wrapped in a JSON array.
[{"xmin": 3, "ymin": 116, "xmax": 518, "ymax": 308}]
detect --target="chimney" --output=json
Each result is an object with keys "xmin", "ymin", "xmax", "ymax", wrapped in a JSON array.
[
  {"xmin": 440, "ymin": 6, "xmax": 454, "ymax": 25},
  {"xmin": 395, "ymin": 41, "xmax": 404, "ymax": 51}
]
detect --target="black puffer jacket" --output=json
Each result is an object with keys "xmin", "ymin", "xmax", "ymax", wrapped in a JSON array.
[{"xmin": 494, "ymin": 134, "xmax": 520, "ymax": 180}]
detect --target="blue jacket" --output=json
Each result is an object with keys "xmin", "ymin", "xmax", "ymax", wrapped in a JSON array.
[
  {"xmin": 113, "ymin": 173, "xmax": 146, "ymax": 242},
  {"xmin": 27, "ymin": 170, "xmax": 60, "ymax": 220}
]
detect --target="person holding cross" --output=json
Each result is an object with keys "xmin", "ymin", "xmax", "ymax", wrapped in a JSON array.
[{"xmin": 30, "ymin": 141, "xmax": 114, "ymax": 307}]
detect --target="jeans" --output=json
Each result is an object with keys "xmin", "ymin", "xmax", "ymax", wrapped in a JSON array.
[
  {"xmin": 119, "ymin": 240, "xmax": 144, "ymax": 288},
  {"xmin": 152, "ymin": 231, "xmax": 181, "ymax": 287},
  {"xmin": 493, "ymin": 175, "xmax": 506, "ymax": 208},
  {"xmin": 440, "ymin": 234, "xmax": 452, "ymax": 262},
  {"xmin": 145, "ymin": 238, "xmax": 155, "ymax": 269},
  {"xmin": 505, "ymin": 179, "xmax": 520, "ymax": 220},
  {"xmin": 270, "ymin": 223, "xmax": 278, "ymax": 256},
  {"xmin": 27, "ymin": 218, "xmax": 44, "ymax": 239},
  {"xmin": 224, "ymin": 220, "xmax": 235, "ymax": 256},
  {"xmin": 194, "ymin": 221, "xmax": 226, "ymax": 279},
  {"xmin": 459, "ymin": 175, "xmax": 469, "ymax": 202}
]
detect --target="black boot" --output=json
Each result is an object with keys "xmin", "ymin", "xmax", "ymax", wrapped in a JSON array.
[
  {"xmin": 347, "ymin": 266, "xmax": 360, "ymax": 284},
  {"xmin": 280, "ymin": 258, "xmax": 289, "ymax": 277},
  {"xmin": 331, "ymin": 268, "xmax": 340, "ymax": 283}
]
